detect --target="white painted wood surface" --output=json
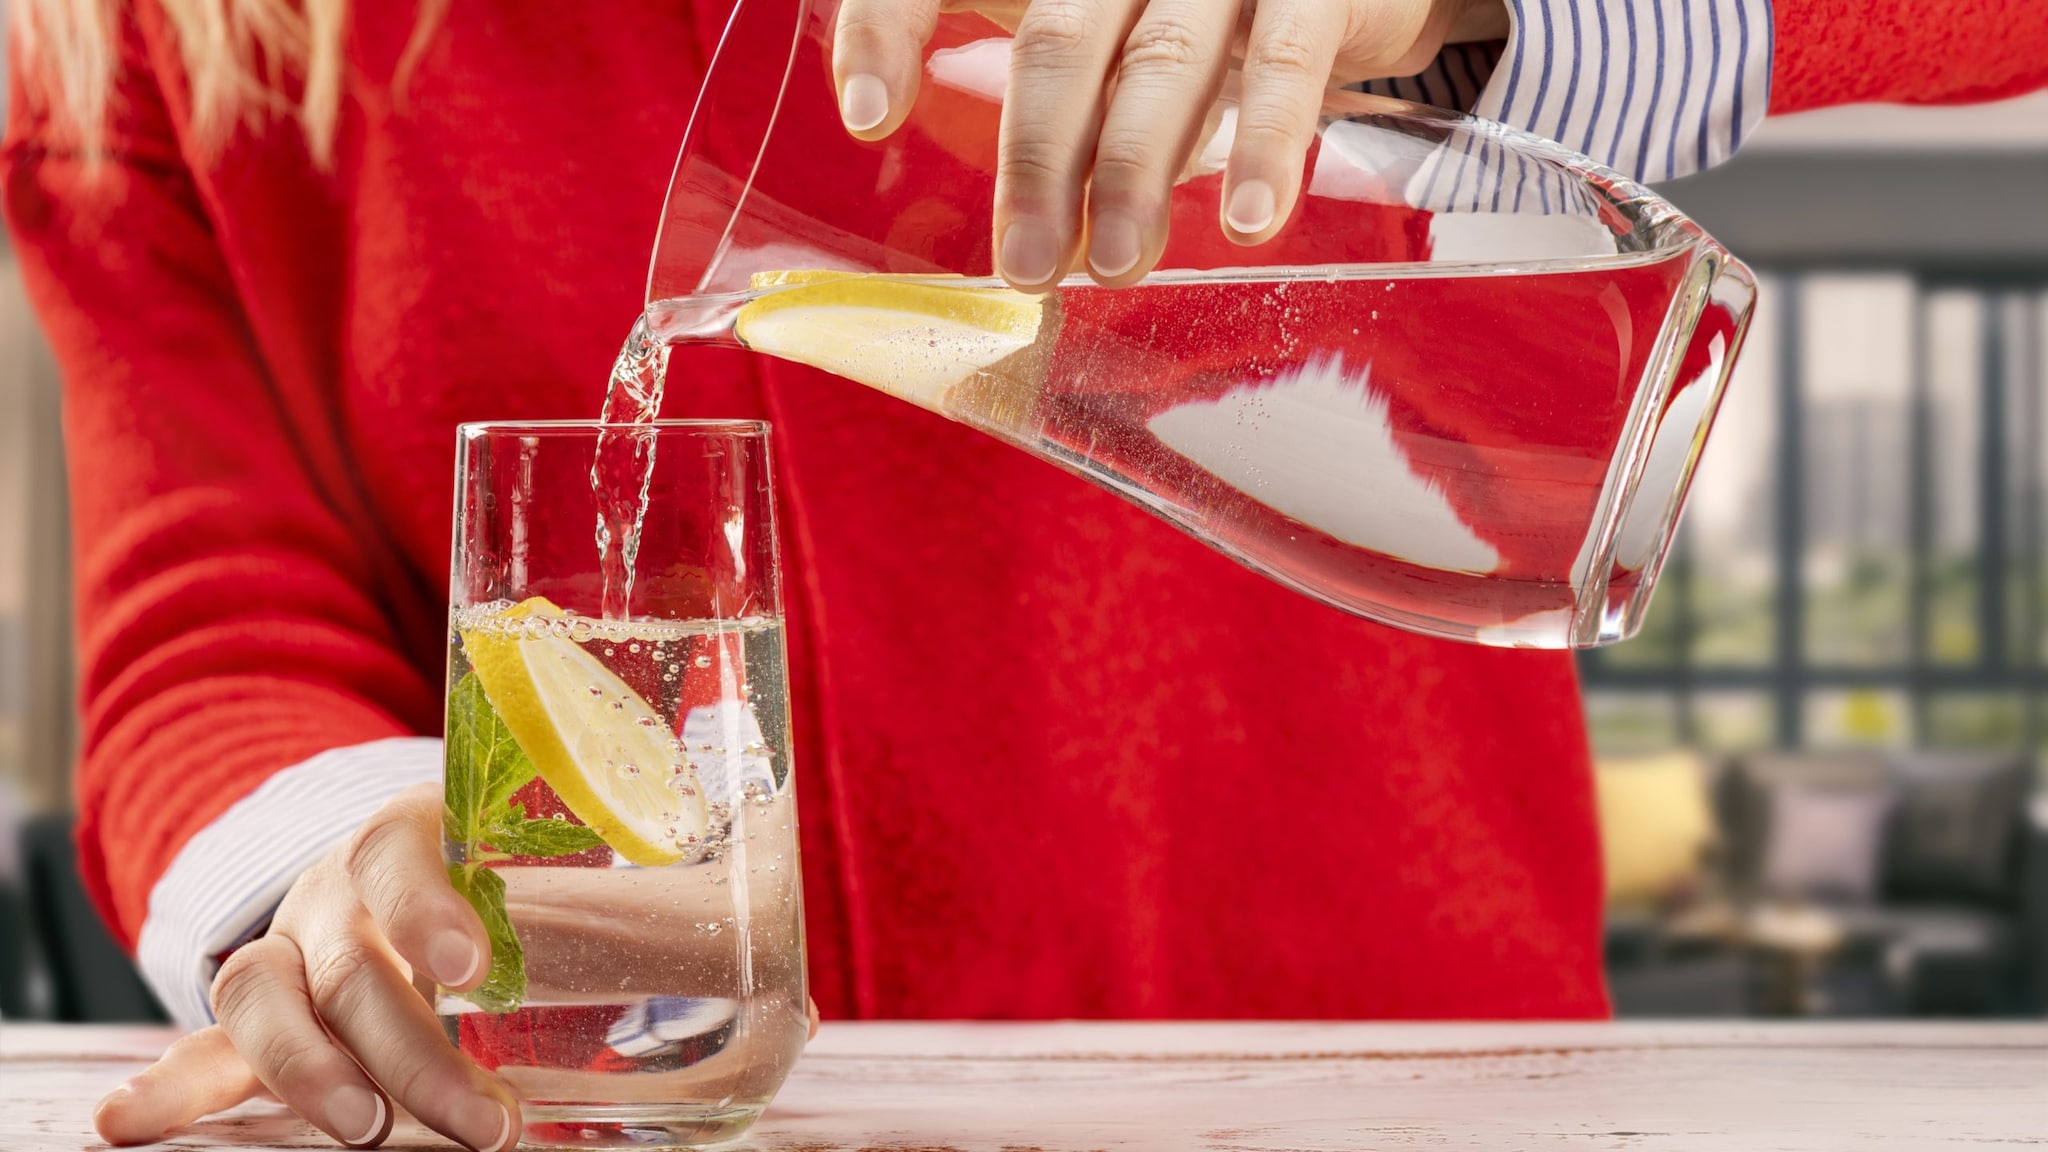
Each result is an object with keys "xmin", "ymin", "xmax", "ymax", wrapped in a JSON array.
[{"xmin": 4, "ymin": 1021, "xmax": 2044, "ymax": 1150}]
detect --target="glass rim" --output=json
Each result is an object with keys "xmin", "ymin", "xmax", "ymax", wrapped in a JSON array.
[{"xmin": 458, "ymin": 419, "xmax": 772, "ymax": 438}]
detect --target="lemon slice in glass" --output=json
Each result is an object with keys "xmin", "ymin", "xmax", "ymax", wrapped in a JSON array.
[
  {"xmin": 735, "ymin": 270, "xmax": 1045, "ymax": 411},
  {"xmin": 462, "ymin": 598, "xmax": 706, "ymax": 867}
]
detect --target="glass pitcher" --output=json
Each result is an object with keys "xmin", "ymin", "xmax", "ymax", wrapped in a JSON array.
[{"xmin": 644, "ymin": 0, "xmax": 1756, "ymax": 648}]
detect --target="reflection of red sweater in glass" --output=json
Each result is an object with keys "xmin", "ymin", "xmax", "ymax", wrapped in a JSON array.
[{"xmin": 6, "ymin": 1, "xmax": 2042, "ymax": 1024}]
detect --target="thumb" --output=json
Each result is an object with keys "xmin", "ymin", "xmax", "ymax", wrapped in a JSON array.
[{"xmin": 95, "ymin": 1026, "xmax": 266, "ymax": 1146}]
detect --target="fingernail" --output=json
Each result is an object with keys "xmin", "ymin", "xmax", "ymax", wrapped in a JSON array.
[
  {"xmin": 999, "ymin": 219, "xmax": 1060, "ymax": 286},
  {"xmin": 453, "ymin": 1094, "xmax": 515, "ymax": 1152},
  {"xmin": 326, "ymin": 1085, "xmax": 385, "ymax": 1147},
  {"xmin": 840, "ymin": 73, "xmax": 889, "ymax": 133},
  {"xmin": 1226, "ymin": 179, "xmax": 1276, "ymax": 235},
  {"xmin": 1088, "ymin": 212, "xmax": 1143, "ymax": 279},
  {"xmin": 429, "ymin": 930, "xmax": 481, "ymax": 987}
]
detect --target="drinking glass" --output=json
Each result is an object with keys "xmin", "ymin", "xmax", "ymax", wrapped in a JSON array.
[
  {"xmin": 644, "ymin": 0, "xmax": 1756, "ymax": 648},
  {"xmin": 440, "ymin": 421, "xmax": 806, "ymax": 1149}
]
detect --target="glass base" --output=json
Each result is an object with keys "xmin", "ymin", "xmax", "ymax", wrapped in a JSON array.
[{"xmin": 517, "ymin": 1103, "xmax": 765, "ymax": 1149}]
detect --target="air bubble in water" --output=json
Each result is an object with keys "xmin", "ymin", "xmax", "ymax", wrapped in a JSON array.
[{"xmin": 693, "ymin": 654, "xmax": 713, "ymax": 669}]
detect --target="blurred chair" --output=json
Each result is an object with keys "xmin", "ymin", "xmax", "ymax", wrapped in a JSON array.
[
  {"xmin": 1601, "ymin": 749, "xmax": 2047, "ymax": 1017},
  {"xmin": 0, "ymin": 813, "xmax": 165, "ymax": 1023},
  {"xmin": 1719, "ymin": 750, "xmax": 2047, "ymax": 1016}
]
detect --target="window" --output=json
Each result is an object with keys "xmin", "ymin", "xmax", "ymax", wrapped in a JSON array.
[{"xmin": 1583, "ymin": 271, "xmax": 2048, "ymax": 753}]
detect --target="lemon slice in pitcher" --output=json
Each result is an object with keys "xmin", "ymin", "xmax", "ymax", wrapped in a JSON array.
[
  {"xmin": 734, "ymin": 270, "xmax": 1045, "ymax": 411},
  {"xmin": 462, "ymin": 598, "xmax": 706, "ymax": 867}
]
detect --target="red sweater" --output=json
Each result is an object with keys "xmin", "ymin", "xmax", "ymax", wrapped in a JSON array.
[{"xmin": 6, "ymin": 1, "xmax": 2041, "ymax": 1022}]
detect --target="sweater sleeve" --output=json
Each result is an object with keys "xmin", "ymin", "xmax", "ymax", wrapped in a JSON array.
[
  {"xmin": 1770, "ymin": 0, "xmax": 2048, "ymax": 113},
  {"xmin": 2, "ymin": 16, "xmax": 441, "ymax": 989}
]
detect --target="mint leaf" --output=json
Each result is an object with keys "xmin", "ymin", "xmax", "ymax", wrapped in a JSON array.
[
  {"xmin": 444, "ymin": 676, "xmax": 485, "ymax": 845},
  {"xmin": 447, "ymin": 862, "xmax": 524, "ymax": 1014},
  {"xmin": 443, "ymin": 670, "xmax": 544, "ymax": 1013},
  {"xmin": 487, "ymin": 814, "xmax": 606, "ymax": 858},
  {"xmin": 446, "ymin": 673, "xmax": 537, "ymax": 845}
]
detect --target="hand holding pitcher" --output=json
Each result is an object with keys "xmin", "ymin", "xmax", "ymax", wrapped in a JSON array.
[{"xmin": 829, "ymin": 0, "xmax": 1510, "ymax": 287}]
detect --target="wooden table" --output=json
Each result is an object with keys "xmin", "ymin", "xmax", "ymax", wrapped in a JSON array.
[{"xmin": 5, "ymin": 1021, "xmax": 2044, "ymax": 1150}]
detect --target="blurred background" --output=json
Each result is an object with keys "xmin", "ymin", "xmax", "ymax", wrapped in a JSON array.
[
  {"xmin": 1, "ymin": 68, "xmax": 2043, "ymax": 1021},
  {"xmin": 1580, "ymin": 96, "xmax": 2047, "ymax": 1020}
]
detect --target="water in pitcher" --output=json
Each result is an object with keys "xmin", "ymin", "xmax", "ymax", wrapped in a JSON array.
[
  {"xmin": 638, "ymin": 251, "xmax": 1699, "ymax": 645},
  {"xmin": 439, "ymin": 604, "xmax": 807, "ymax": 1146}
]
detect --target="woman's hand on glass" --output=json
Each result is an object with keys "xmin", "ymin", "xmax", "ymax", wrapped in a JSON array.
[
  {"xmin": 831, "ymin": 0, "xmax": 1508, "ymax": 289},
  {"xmin": 93, "ymin": 783, "xmax": 821, "ymax": 1149},
  {"xmin": 94, "ymin": 785, "xmax": 517, "ymax": 1150}
]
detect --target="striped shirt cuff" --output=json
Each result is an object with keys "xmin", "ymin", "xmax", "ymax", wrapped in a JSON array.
[
  {"xmin": 1357, "ymin": 0, "xmax": 1773, "ymax": 184},
  {"xmin": 134, "ymin": 737, "xmax": 443, "ymax": 1031}
]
